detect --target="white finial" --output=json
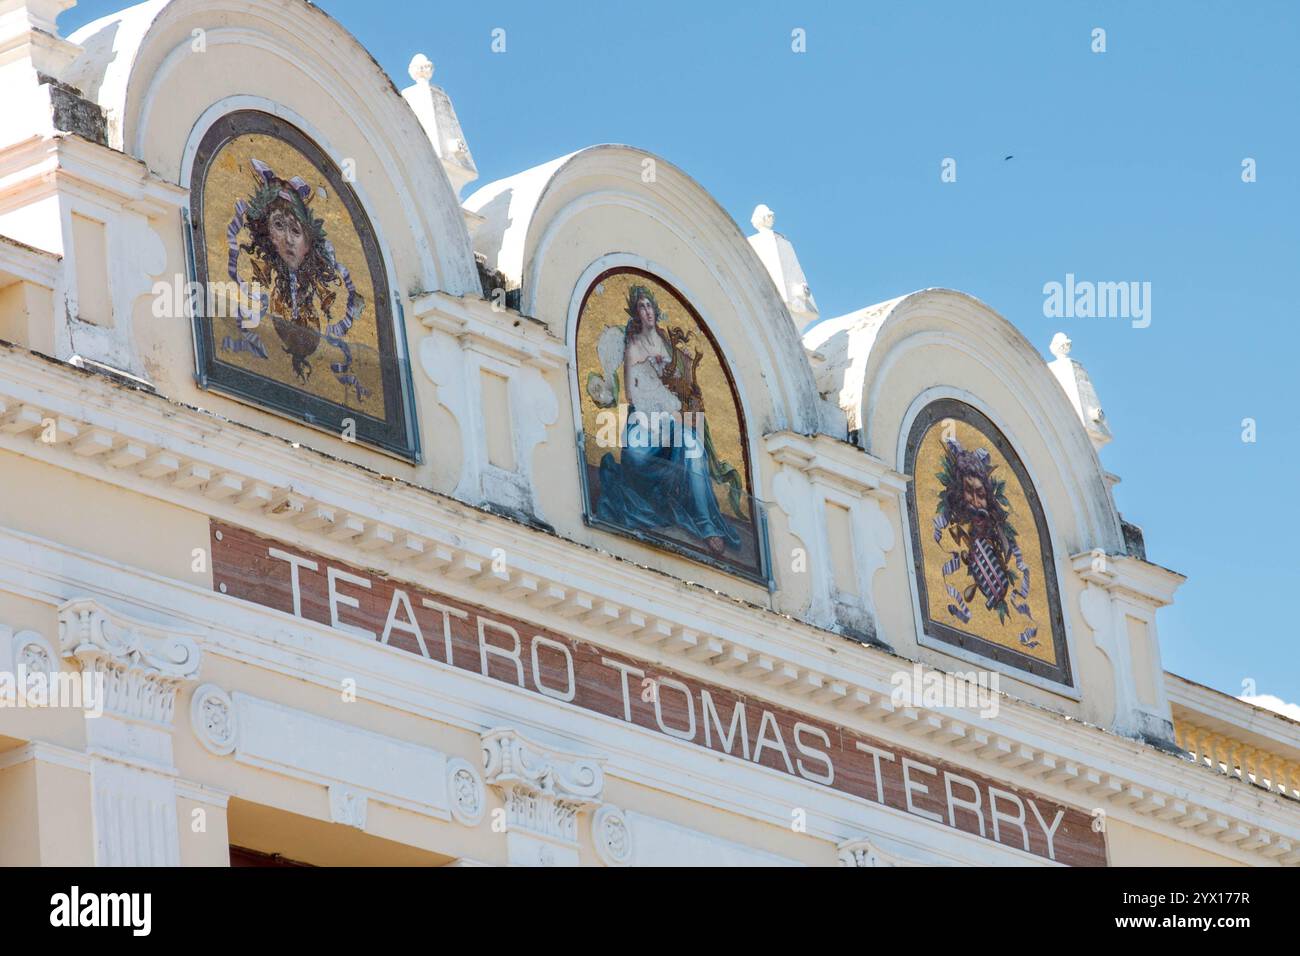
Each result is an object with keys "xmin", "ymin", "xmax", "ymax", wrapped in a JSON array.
[
  {"xmin": 399, "ymin": 51, "xmax": 477, "ymax": 195},
  {"xmin": 751, "ymin": 204, "xmax": 775, "ymax": 231},
  {"xmin": 1046, "ymin": 331, "xmax": 1111, "ymax": 451},
  {"xmin": 1049, "ymin": 331, "xmax": 1072, "ymax": 358},
  {"xmin": 408, "ymin": 53, "xmax": 434, "ymax": 84}
]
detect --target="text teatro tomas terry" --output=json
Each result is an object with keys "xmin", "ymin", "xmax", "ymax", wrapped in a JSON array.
[{"xmin": 210, "ymin": 520, "xmax": 1106, "ymax": 865}]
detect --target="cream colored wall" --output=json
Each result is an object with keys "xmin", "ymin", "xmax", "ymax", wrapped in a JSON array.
[
  {"xmin": 177, "ymin": 795, "xmax": 230, "ymax": 866},
  {"xmin": 0, "ymin": 449, "xmax": 208, "ymax": 586},
  {"xmin": 1128, "ymin": 615, "xmax": 1158, "ymax": 708},
  {"xmin": 599, "ymin": 775, "xmax": 833, "ymax": 867},
  {"xmin": 227, "ymin": 799, "xmax": 456, "ymax": 866},
  {"xmin": 0, "ymin": 594, "xmax": 85, "ymax": 752},
  {"xmin": 765, "ymin": 504, "xmax": 812, "ymax": 616},
  {"xmin": 1107, "ymin": 818, "xmax": 1245, "ymax": 866},
  {"xmin": 173, "ymin": 652, "xmax": 511, "ymax": 866},
  {"xmin": 0, "ymin": 280, "xmax": 55, "ymax": 355},
  {"xmin": 0, "ymin": 0, "xmax": 1279, "ymax": 869},
  {"xmin": 0, "ymin": 760, "xmax": 39, "ymax": 865},
  {"xmin": 33, "ymin": 760, "xmax": 94, "ymax": 864},
  {"xmin": 0, "ymin": 382, "xmax": 836, "ymax": 865},
  {"xmin": 0, "ymin": 759, "xmax": 94, "ymax": 865}
]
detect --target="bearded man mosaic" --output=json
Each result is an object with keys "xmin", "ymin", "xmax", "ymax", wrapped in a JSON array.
[
  {"xmin": 576, "ymin": 269, "xmax": 767, "ymax": 582},
  {"xmin": 905, "ymin": 399, "xmax": 1072, "ymax": 687},
  {"xmin": 188, "ymin": 111, "xmax": 416, "ymax": 458}
]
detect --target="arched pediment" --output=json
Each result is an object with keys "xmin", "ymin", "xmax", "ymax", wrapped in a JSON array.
[
  {"xmin": 66, "ymin": 0, "xmax": 478, "ymax": 298},
  {"xmin": 804, "ymin": 288, "xmax": 1122, "ymax": 557},
  {"xmin": 465, "ymin": 145, "xmax": 824, "ymax": 440}
]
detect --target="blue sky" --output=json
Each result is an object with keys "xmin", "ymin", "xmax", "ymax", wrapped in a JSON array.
[{"xmin": 63, "ymin": 1, "xmax": 1298, "ymax": 704}]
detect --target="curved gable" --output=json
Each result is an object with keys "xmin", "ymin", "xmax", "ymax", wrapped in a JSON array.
[
  {"xmin": 574, "ymin": 267, "xmax": 765, "ymax": 582},
  {"xmin": 68, "ymin": 0, "xmax": 477, "ymax": 298},
  {"xmin": 467, "ymin": 145, "xmax": 823, "ymax": 439}
]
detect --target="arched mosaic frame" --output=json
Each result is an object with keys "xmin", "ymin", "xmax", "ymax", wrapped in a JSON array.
[
  {"xmin": 573, "ymin": 267, "xmax": 769, "ymax": 584},
  {"xmin": 903, "ymin": 397, "xmax": 1072, "ymax": 687},
  {"xmin": 186, "ymin": 109, "xmax": 418, "ymax": 459}
]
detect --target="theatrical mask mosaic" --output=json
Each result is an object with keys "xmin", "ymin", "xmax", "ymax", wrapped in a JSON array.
[
  {"xmin": 576, "ymin": 270, "xmax": 766, "ymax": 581},
  {"xmin": 188, "ymin": 111, "xmax": 416, "ymax": 458},
  {"xmin": 905, "ymin": 399, "xmax": 1072, "ymax": 686}
]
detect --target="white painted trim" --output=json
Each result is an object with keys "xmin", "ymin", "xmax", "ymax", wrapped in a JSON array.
[
  {"xmin": 0, "ymin": 739, "xmax": 93, "ymax": 773},
  {"xmin": 491, "ymin": 145, "xmax": 824, "ymax": 436},
  {"xmin": 174, "ymin": 779, "xmax": 231, "ymax": 808},
  {"xmin": 224, "ymin": 691, "xmax": 453, "ymax": 821},
  {"xmin": 91, "ymin": 0, "xmax": 479, "ymax": 295},
  {"xmin": 623, "ymin": 810, "xmax": 802, "ymax": 867}
]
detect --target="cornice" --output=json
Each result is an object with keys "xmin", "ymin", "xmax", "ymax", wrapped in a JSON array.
[
  {"xmin": 1168, "ymin": 673, "xmax": 1300, "ymax": 762},
  {"xmin": 412, "ymin": 289, "xmax": 569, "ymax": 370},
  {"xmin": 0, "ymin": 345, "xmax": 1295, "ymax": 864},
  {"xmin": 1071, "ymin": 551, "xmax": 1185, "ymax": 607},
  {"xmin": 0, "ymin": 231, "xmax": 60, "ymax": 286},
  {"xmin": 0, "ymin": 132, "xmax": 186, "ymax": 219},
  {"xmin": 764, "ymin": 429, "xmax": 908, "ymax": 499},
  {"xmin": 3, "ymin": 519, "xmax": 1299, "ymax": 866},
  {"xmin": 0, "ymin": 738, "xmax": 91, "ymax": 773}
]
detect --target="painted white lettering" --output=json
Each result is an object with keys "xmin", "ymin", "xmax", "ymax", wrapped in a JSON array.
[
  {"xmin": 267, "ymin": 547, "xmax": 317, "ymax": 617},
  {"xmin": 477, "ymin": 617, "xmax": 523, "ymax": 686},
  {"xmin": 854, "ymin": 741, "xmax": 896, "ymax": 804},
  {"xmin": 327, "ymin": 567, "xmax": 373, "ymax": 639},
  {"xmin": 1028, "ymin": 798, "xmax": 1065, "ymax": 861},
  {"xmin": 381, "ymin": 589, "xmax": 428, "ymax": 657},
  {"xmin": 793, "ymin": 722, "xmax": 834, "ymax": 785},
  {"xmin": 701, "ymin": 690, "xmax": 749, "ymax": 759},
  {"xmin": 943, "ymin": 771, "xmax": 986, "ymax": 837},
  {"xmin": 901, "ymin": 758, "xmax": 944, "ymax": 823},
  {"xmin": 601, "ymin": 657, "xmax": 645, "ymax": 722},
  {"xmin": 752, "ymin": 710, "xmax": 795, "ymax": 773},
  {"xmin": 653, "ymin": 676, "xmax": 696, "ymax": 741},
  {"xmin": 420, "ymin": 598, "xmax": 468, "ymax": 666},
  {"xmin": 989, "ymin": 787, "xmax": 1030, "ymax": 852},
  {"xmin": 529, "ymin": 635, "xmax": 575, "ymax": 702}
]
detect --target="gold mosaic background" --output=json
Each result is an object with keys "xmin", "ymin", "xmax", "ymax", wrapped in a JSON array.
[
  {"xmin": 576, "ymin": 271, "xmax": 751, "ymax": 503},
  {"xmin": 200, "ymin": 132, "xmax": 387, "ymax": 417},
  {"xmin": 915, "ymin": 416, "xmax": 1057, "ymax": 665}
]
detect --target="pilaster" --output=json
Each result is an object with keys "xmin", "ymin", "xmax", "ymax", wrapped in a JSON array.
[
  {"xmin": 1073, "ymin": 552, "xmax": 1183, "ymax": 750},
  {"xmin": 766, "ymin": 430, "xmax": 906, "ymax": 646},
  {"xmin": 480, "ymin": 727, "xmax": 605, "ymax": 867},
  {"xmin": 415, "ymin": 290, "xmax": 565, "ymax": 524},
  {"xmin": 57, "ymin": 596, "xmax": 202, "ymax": 866}
]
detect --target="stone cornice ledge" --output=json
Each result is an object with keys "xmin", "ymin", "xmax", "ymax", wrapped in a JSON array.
[
  {"xmin": 411, "ymin": 290, "xmax": 568, "ymax": 370},
  {"xmin": 764, "ymin": 430, "xmax": 908, "ymax": 499},
  {"xmin": 2, "ymin": 523, "xmax": 1298, "ymax": 867},
  {"xmin": 1071, "ymin": 551, "xmax": 1185, "ymax": 607},
  {"xmin": 1167, "ymin": 673, "xmax": 1300, "ymax": 760},
  {"xmin": 0, "ymin": 133, "xmax": 188, "ymax": 219},
  {"xmin": 0, "ymin": 348, "xmax": 1296, "ymax": 864},
  {"xmin": 0, "ymin": 233, "xmax": 61, "ymax": 287}
]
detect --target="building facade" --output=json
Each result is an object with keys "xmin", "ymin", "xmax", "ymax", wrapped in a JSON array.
[{"xmin": 0, "ymin": 0, "xmax": 1295, "ymax": 867}]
